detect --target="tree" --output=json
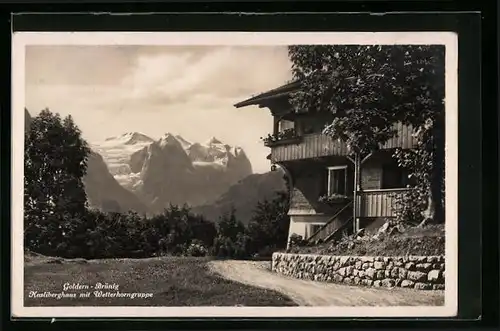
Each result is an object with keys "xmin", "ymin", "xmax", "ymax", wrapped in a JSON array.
[
  {"xmin": 246, "ymin": 191, "xmax": 290, "ymax": 255},
  {"xmin": 288, "ymin": 45, "xmax": 445, "ymax": 225},
  {"xmin": 24, "ymin": 109, "xmax": 91, "ymax": 253},
  {"xmin": 212, "ymin": 208, "xmax": 246, "ymax": 258}
]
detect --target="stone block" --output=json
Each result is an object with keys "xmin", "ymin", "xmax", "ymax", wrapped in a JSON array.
[
  {"xmin": 362, "ymin": 279, "xmax": 373, "ymax": 286},
  {"xmin": 407, "ymin": 271, "xmax": 427, "ymax": 282},
  {"xmin": 401, "ymin": 280, "xmax": 415, "ymax": 288},
  {"xmin": 339, "ymin": 256, "xmax": 351, "ymax": 267},
  {"xmin": 333, "ymin": 274, "xmax": 343, "ymax": 283},
  {"xmin": 433, "ymin": 284, "xmax": 445, "ymax": 290},
  {"xmin": 360, "ymin": 256, "xmax": 374, "ymax": 263},
  {"xmin": 365, "ymin": 268, "xmax": 376, "ymax": 279},
  {"xmin": 416, "ymin": 263, "xmax": 433, "ymax": 272},
  {"xmin": 405, "ymin": 262, "xmax": 416, "ymax": 271},
  {"xmin": 398, "ymin": 267, "xmax": 408, "ymax": 279},
  {"xmin": 427, "ymin": 256, "xmax": 439, "ymax": 263},
  {"xmin": 382, "ymin": 278, "xmax": 396, "ymax": 288},
  {"xmin": 343, "ymin": 277, "xmax": 353, "ymax": 285},
  {"xmin": 414, "ymin": 282, "xmax": 432, "ymax": 290},
  {"xmin": 427, "ymin": 269, "xmax": 442, "ymax": 283}
]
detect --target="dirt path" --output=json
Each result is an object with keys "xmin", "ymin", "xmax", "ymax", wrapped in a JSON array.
[{"xmin": 208, "ymin": 260, "xmax": 444, "ymax": 306}]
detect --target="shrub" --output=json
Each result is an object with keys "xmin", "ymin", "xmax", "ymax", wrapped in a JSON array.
[
  {"xmin": 288, "ymin": 233, "xmax": 307, "ymax": 248},
  {"xmin": 185, "ymin": 240, "xmax": 208, "ymax": 257}
]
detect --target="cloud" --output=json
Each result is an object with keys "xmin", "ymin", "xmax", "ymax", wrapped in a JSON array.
[
  {"xmin": 25, "ymin": 45, "xmax": 293, "ymax": 173},
  {"xmin": 121, "ymin": 46, "xmax": 292, "ymax": 107}
]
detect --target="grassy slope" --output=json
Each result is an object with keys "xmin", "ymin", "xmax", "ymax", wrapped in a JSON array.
[
  {"xmin": 289, "ymin": 224, "xmax": 445, "ymax": 256},
  {"xmin": 24, "ymin": 255, "xmax": 296, "ymax": 307}
]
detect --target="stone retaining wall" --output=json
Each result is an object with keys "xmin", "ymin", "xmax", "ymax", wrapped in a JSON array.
[{"xmin": 272, "ymin": 253, "xmax": 445, "ymax": 290}]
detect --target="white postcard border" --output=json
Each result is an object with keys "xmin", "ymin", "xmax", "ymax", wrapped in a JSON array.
[{"xmin": 11, "ymin": 31, "xmax": 459, "ymax": 318}]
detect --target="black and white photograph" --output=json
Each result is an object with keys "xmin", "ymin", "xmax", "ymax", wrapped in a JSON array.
[{"xmin": 11, "ymin": 32, "xmax": 458, "ymax": 318}]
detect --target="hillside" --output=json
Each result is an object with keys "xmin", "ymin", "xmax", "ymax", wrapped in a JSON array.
[
  {"xmin": 193, "ymin": 170, "xmax": 287, "ymax": 224},
  {"xmin": 84, "ymin": 151, "xmax": 150, "ymax": 214}
]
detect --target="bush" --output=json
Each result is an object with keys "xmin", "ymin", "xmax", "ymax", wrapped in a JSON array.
[
  {"xmin": 288, "ymin": 233, "xmax": 307, "ymax": 248},
  {"xmin": 185, "ymin": 240, "xmax": 208, "ymax": 257}
]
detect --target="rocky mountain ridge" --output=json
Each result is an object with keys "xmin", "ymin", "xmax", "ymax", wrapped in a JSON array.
[{"xmin": 25, "ymin": 110, "xmax": 286, "ymax": 221}]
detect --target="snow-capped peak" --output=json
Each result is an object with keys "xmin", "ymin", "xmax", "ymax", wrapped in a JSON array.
[
  {"xmin": 123, "ymin": 132, "xmax": 155, "ymax": 145},
  {"xmin": 175, "ymin": 135, "xmax": 192, "ymax": 149},
  {"xmin": 103, "ymin": 132, "xmax": 154, "ymax": 145},
  {"xmin": 231, "ymin": 146, "xmax": 246, "ymax": 157},
  {"xmin": 205, "ymin": 136, "xmax": 223, "ymax": 146},
  {"xmin": 158, "ymin": 133, "xmax": 183, "ymax": 148}
]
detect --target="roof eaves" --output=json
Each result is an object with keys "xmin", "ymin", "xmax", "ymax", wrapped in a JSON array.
[{"xmin": 234, "ymin": 80, "xmax": 301, "ymax": 108}]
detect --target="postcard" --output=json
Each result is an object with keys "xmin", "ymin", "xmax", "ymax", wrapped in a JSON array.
[{"xmin": 11, "ymin": 31, "xmax": 458, "ymax": 318}]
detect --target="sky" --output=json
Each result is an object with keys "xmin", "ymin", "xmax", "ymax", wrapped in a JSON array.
[{"xmin": 25, "ymin": 45, "xmax": 293, "ymax": 173}]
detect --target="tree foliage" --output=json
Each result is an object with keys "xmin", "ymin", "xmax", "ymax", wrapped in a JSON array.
[
  {"xmin": 24, "ymin": 109, "xmax": 92, "ymax": 253},
  {"xmin": 246, "ymin": 191, "xmax": 290, "ymax": 255},
  {"xmin": 288, "ymin": 45, "xmax": 445, "ymax": 224}
]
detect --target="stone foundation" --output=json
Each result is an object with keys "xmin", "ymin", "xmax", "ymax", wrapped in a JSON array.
[{"xmin": 272, "ymin": 253, "xmax": 445, "ymax": 290}]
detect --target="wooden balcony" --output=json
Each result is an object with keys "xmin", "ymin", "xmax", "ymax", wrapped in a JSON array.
[
  {"xmin": 269, "ymin": 122, "xmax": 416, "ymax": 163},
  {"xmin": 359, "ymin": 188, "xmax": 410, "ymax": 218}
]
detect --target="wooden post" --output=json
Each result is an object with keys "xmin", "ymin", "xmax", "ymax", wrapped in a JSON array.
[
  {"xmin": 352, "ymin": 153, "xmax": 360, "ymax": 234},
  {"xmin": 348, "ymin": 153, "xmax": 363, "ymax": 234},
  {"xmin": 273, "ymin": 116, "xmax": 280, "ymax": 135}
]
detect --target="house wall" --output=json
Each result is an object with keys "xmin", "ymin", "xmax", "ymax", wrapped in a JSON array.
[
  {"xmin": 288, "ymin": 159, "xmax": 353, "ymax": 215},
  {"xmin": 287, "ymin": 215, "xmax": 334, "ymax": 242},
  {"xmin": 360, "ymin": 152, "xmax": 395, "ymax": 190},
  {"xmin": 284, "ymin": 152, "xmax": 408, "ymax": 244},
  {"xmin": 286, "ymin": 159, "xmax": 354, "ymax": 245},
  {"xmin": 361, "ymin": 165, "xmax": 383, "ymax": 190}
]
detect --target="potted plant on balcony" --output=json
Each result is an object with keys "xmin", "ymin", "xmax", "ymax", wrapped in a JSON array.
[
  {"xmin": 260, "ymin": 128, "xmax": 301, "ymax": 147},
  {"xmin": 318, "ymin": 193, "xmax": 350, "ymax": 205}
]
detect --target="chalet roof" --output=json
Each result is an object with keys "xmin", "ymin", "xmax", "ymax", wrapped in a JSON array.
[{"xmin": 234, "ymin": 80, "xmax": 301, "ymax": 108}]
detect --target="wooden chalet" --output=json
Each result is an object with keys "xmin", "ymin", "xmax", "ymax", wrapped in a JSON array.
[{"xmin": 234, "ymin": 81, "xmax": 416, "ymax": 247}]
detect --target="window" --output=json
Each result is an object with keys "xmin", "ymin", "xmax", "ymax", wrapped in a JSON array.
[
  {"xmin": 278, "ymin": 119, "xmax": 295, "ymax": 133},
  {"xmin": 381, "ymin": 164, "xmax": 408, "ymax": 189},
  {"xmin": 327, "ymin": 166, "xmax": 348, "ymax": 196},
  {"xmin": 310, "ymin": 224, "xmax": 323, "ymax": 237}
]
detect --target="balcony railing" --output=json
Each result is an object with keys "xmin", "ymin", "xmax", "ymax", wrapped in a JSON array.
[
  {"xmin": 359, "ymin": 188, "xmax": 410, "ymax": 218},
  {"xmin": 268, "ymin": 122, "xmax": 416, "ymax": 163}
]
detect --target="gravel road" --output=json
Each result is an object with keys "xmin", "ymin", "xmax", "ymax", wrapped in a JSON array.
[{"xmin": 207, "ymin": 260, "xmax": 444, "ymax": 306}]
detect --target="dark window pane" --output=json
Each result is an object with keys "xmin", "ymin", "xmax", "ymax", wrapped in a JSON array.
[{"xmin": 338, "ymin": 169, "xmax": 346, "ymax": 194}]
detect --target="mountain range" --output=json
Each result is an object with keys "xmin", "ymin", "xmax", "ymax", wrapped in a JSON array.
[
  {"xmin": 93, "ymin": 131, "xmax": 253, "ymax": 213},
  {"xmin": 24, "ymin": 110, "xmax": 287, "ymax": 222}
]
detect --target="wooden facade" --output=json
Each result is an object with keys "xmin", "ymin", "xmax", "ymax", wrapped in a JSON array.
[
  {"xmin": 268, "ymin": 122, "xmax": 416, "ymax": 163},
  {"xmin": 235, "ymin": 81, "xmax": 416, "ymax": 244}
]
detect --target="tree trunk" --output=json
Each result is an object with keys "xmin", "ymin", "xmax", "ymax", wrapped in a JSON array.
[
  {"xmin": 431, "ymin": 113, "xmax": 445, "ymax": 223},
  {"xmin": 419, "ymin": 114, "xmax": 445, "ymax": 227},
  {"xmin": 419, "ymin": 189, "xmax": 435, "ymax": 227}
]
